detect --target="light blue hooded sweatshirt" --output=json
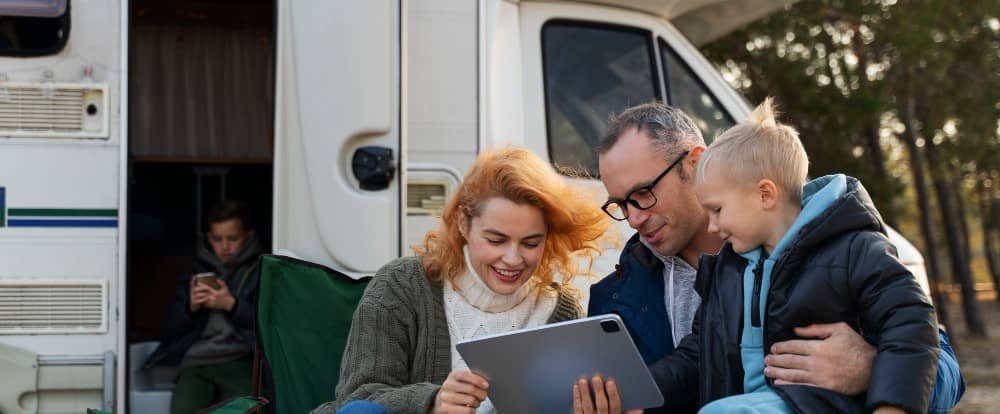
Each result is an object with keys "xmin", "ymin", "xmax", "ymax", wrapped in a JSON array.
[{"xmin": 739, "ymin": 174, "xmax": 848, "ymax": 393}]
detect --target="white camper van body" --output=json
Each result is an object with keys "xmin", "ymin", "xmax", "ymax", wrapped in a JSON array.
[{"xmin": 0, "ymin": 0, "xmax": 928, "ymax": 412}]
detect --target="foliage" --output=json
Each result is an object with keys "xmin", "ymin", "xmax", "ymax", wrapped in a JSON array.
[
  {"xmin": 701, "ymin": 0, "xmax": 1000, "ymax": 334},
  {"xmin": 702, "ymin": 0, "xmax": 1000, "ymax": 226}
]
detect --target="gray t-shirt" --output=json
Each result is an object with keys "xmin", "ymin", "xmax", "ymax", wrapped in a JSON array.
[
  {"xmin": 641, "ymin": 239, "xmax": 701, "ymax": 347},
  {"xmin": 181, "ymin": 310, "xmax": 250, "ymax": 368}
]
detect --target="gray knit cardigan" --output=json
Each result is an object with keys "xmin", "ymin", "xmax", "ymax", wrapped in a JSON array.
[{"xmin": 311, "ymin": 256, "xmax": 582, "ymax": 414}]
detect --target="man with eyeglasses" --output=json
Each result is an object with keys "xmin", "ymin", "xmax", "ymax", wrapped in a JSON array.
[{"xmin": 572, "ymin": 102, "xmax": 963, "ymax": 414}]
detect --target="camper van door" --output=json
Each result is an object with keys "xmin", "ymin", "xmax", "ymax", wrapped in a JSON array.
[{"xmin": 272, "ymin": 0, "xmax": 403, "ymax": 278}]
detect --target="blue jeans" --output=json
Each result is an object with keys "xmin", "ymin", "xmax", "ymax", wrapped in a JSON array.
[
  {"xmin": 699, "ymin": 389, "xmax": 793, "ymax": 414},
  {"xmin": 335, "ymin": 400, "xmax": 389, "ymax": 414}
]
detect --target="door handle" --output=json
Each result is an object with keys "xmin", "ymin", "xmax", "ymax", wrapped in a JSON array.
[{"xmin": 352, "ymin": 146, "xmax": 396, "ymax": 191}]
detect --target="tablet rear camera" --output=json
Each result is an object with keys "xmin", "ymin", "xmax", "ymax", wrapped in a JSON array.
[{"xmin": 600, "ymin": 320, "xmax": 620, "ymax": 333}]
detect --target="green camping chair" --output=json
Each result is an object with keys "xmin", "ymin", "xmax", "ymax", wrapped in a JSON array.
[
  {"xmin": 101, "ymin": 255, "xmax": 369, "ymax": 414},
  {"xmin": 253, "ymin": 254, "xmax": 372, "ymax": 414},
  {"xmin": 196, "ymin": 396, "xmax": 270, "ymax": 414}
]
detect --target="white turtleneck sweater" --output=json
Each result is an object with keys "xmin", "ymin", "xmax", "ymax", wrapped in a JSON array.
[{"xmin": 444, "ymin": 247, "xmax": 558, "ymax": 414}]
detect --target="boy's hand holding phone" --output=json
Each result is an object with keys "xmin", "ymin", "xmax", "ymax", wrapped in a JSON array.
[
  {"xmin": 194, "ymin": 272, "xmax": 222, "ymax": 289},
  {"xmin": 188, "ymin": 272, "xmax": 236, "ymax": 313}
]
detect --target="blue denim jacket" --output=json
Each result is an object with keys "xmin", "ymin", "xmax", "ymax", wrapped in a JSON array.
[
  {"xmin": 588, "ymin": 234, "xmax": 675, "ymax": 364},
  {"xmin": 931, "ymin": 330, "xmax": 965, "ymax": 413}
]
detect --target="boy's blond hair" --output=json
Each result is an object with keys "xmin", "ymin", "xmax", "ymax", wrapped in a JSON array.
[{"xmin": 695, "ymin": 97, "xmax": 809, "ymax": 203}]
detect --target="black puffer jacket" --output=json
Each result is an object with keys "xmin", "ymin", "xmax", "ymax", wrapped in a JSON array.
[
  {"xmin": 144, "ymin": 235, "xmax": 262, "ymax": 368},
  {"xmin": 649, "ymin": 176, "xmax": 939, "ymax": 413}
]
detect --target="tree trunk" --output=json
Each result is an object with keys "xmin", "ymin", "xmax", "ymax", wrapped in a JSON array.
[
  {"xmin": 925, "ymin": 142, "xmax": 987, "ymax": 336},
  {"xmin": 978, "ymin": 179, "xmax": 1000, "ymax": 301},
  {"xmin": 864, "ymin": 124, "xmax": 898, "ymax": 228},
  {"xmin": 898, "ymin": 95, "xmax": 950, "ymax": 327},
  {"xmin": 950, "ymin": 172, "xmax": 973, "ymax": 265}
]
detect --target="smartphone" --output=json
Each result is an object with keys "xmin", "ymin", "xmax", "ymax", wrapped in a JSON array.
[{"xmin": 194, "ymin": 272, "xmax": 221, "ymax": 289}]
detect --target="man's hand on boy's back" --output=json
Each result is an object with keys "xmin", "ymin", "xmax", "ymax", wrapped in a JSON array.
[{"xmin": 763, "ymin": 322, "xmax": 876, "ymax": 395}]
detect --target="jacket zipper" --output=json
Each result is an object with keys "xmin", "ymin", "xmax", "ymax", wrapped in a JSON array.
[{"xmin": 751, "ymin": 259, "xmax": 764, "ymax": 327}]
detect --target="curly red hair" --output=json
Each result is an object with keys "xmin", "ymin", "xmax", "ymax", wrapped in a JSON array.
[{"xmin": 414, "ymin": 146, "xmax": 611, "ymax": 290}]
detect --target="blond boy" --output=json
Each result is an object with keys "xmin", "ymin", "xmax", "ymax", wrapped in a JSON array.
[{"xmin": 665, "ymin": 98, "xmax": 939, "ymax": 413}]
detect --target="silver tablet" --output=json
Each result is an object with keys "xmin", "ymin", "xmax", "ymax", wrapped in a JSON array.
[{"xmin": 456, "ymin": 314, "xmax": 664, "ymax": 413}]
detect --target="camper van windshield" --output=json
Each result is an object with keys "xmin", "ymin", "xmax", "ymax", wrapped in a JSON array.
[
  {"xmin": 0, "ymin": 0, "xmax": 70, "ymax": 56},
  {"xmin": 542, "ymin": 21, "xmax": 660, "ymax": 177},
  {"xmin": 658, "ymin": 38, "xmax": 734, "ymax": 143}
]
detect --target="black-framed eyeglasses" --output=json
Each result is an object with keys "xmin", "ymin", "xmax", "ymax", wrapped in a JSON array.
[{"xmin": 601, "ymin": 150, "xmax": 690, "ymax": 221}]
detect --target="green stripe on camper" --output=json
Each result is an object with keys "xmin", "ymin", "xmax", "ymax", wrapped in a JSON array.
[{"xmin": 8, "ymin": 208, "xmax": 118, "ymax": 217}]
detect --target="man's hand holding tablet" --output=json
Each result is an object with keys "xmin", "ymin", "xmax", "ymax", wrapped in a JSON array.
[{"xmin": 573, "ymin": 375, "xmax": 645, "ymax": 414}]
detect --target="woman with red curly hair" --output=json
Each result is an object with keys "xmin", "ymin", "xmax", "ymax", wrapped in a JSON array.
[{"xmin": 311, "ymin": 147, "xmax": 611, "ymax": 414}]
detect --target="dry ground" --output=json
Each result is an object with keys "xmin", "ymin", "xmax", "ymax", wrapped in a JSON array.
[{"xmin": 944, "ymin": 292, "xmax": 1000, "ymax": 413}]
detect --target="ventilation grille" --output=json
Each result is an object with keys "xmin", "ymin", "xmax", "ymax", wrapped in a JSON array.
[
  {"xmin": 0, "ymin": 280, "xmax": 107, "ymax": 334},
  {"xmin": 407, "ymin": 182, "xmax": 447, "ymax": 216},
  {"xmin": 0, "ymin": 82, "xmax": 109, "ymax": 138}
]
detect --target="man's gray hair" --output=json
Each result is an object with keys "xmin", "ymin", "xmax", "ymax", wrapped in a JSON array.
[{"xmin": 596, "ymin": 101, "xmax": 705, "ymax": 159}]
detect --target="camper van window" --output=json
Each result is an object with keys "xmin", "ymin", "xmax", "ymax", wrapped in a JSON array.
[
  {"xmin": 0, "ymin": 0, "xmax": 70, "ymax": 56},
  {"xmin": 541, "ymin": 21, "xmax": 660, "ymax": 178},
  {"xmin": 658, "ymin": 38, "xmax": 734, "ymax": 143}
]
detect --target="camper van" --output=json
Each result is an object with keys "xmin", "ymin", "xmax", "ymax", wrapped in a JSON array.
[{"xmin": 0, "ymin": 0, "xmax": 931, "ymax": 412}]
